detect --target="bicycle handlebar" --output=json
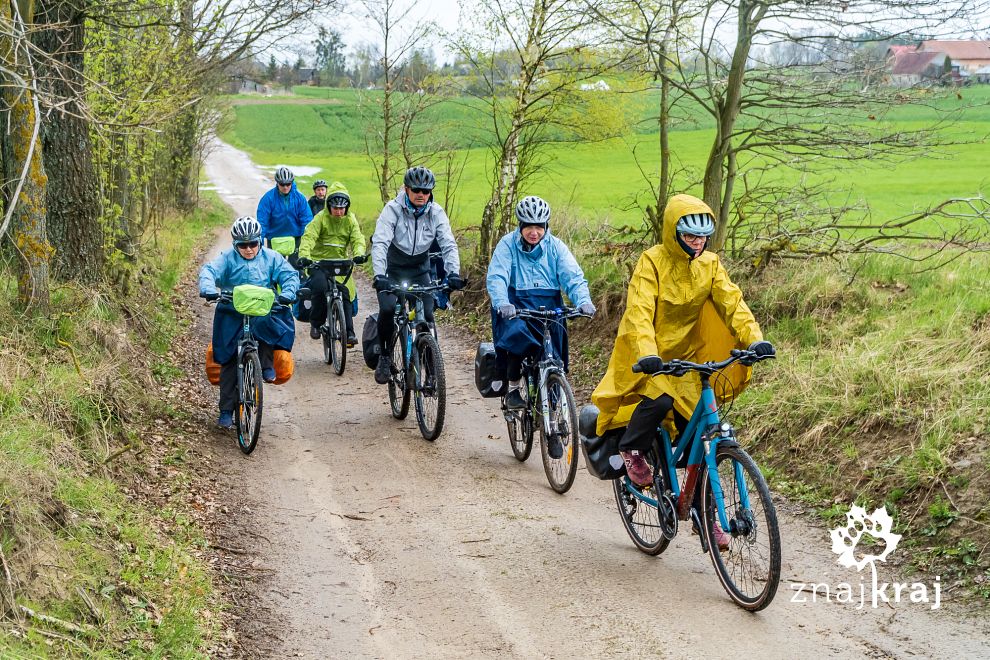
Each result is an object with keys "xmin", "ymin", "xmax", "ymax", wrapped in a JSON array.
[
  {"xmin": 632, "ymin": 349, "xmax": 775, "ymax": 376},
  {"xmin": 384, "ymin": 281, "xmax": 453, "ymax": 295},
  {"xmin": 202, "ymin": 290, "xmax": 294, "ymax": 309},
  {"xmin": 514, "ymin": 307, "xmax": 590, "ymax": 321}
]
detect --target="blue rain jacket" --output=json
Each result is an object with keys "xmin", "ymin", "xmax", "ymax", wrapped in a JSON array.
[
  {"xmin": 198, "ymin": 247, "xmax": 301, "ymax": 364},
  {"xmin": 256, "ymin": 182, "xmax": 313, "ymax": 240}
]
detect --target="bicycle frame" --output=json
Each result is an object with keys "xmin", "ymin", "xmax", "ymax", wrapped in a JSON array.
[
  {"xmin": 387, "ymin": 284, "xmax": 444, "ymax": 377},
  {"xmin": 516, "ymin": 312, "xmax": 567, "ymax": 438}
]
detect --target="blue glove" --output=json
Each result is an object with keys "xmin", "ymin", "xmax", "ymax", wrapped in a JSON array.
[
  {"xmin": 748, "ymin": 340, "xmax": 775, "ymax": 357},
  {"xmin": 498, "ymin": 304, "xmax": 516, "ymax": 320},
  {"xmin": 578, "ymin": 302, "xmax": 596, "ymax": 317}
]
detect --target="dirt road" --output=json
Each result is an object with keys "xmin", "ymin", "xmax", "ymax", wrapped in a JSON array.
[{"xmin": 198, "ymin": 139, "xmax": 990, "ymax": 659}]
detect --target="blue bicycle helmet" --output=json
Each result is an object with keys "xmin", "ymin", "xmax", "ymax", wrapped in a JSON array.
[{"xmin": 675, "ymin": 212, "xmax": 715, "ymax": 237}]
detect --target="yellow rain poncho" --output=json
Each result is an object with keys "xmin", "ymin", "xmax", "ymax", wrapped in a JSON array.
[{"xmin": 591, "ymin": 194, "xmax": 763, "ymax": 436}]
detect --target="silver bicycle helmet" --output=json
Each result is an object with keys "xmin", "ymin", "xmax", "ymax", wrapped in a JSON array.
[
  {"xmin": 403, "ymin": 166, "xmax": 435, "ymax": 191},
  {"xmin": 231, "ymin": 216, "xmax": 262, "ymax": 245},
  {"xmin": 515, "ymin": 195, "xmax": 551, "ymax": 227},
  {"xmin": 328, "ymin": 191, "xmax": 350, "ymax": 209},
  {"xmin": 274, "ymin": 166, "xmax": 294, "ymax": 185},
  {"xmin": 675, "ymin": 212, "xmax": 715, "ymax": 237},
  {"xmin": 312, "ymin": 179, "xmax": 328, "ymax": 190}
]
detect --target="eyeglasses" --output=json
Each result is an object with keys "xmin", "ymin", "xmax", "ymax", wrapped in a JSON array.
[
  {"xmin": 277, "ymin": 182, "xmax": 292, "ymax": 187},
  {"xmin": 236, "ymin": 241, "xmax": 260, "ymax": 249},
  {"xmin": 409, "ymin": 187, "xmax": 431, "ymax": 195},
  {"xmin": 680, "ymin": 233, "xmax": 707, "ymax": 244}
]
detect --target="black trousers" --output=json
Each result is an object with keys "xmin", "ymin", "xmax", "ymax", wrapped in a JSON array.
[
  {"xmin": 618, "ymin": 394, "xmax": 687, "ymax": 452},
  {"xmin": 218, "ymin": 342, "xmax": 274, "ymax": 412},
  {"xmin": 377, "ymin": 271, "xmax": 434, "ymax": 351},
  {"xmin": 506, "ymin": 353, "xmax": 525, "ymax": 381},
  {"xmin": 308, "ymin": 269, "xmax": 354, "ymax": 336}
]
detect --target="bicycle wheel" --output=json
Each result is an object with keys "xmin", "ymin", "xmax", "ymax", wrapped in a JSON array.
[
  {"xmin": 236, "ymin": 349, "xmax": 263, "ymax": 454},
  {"xmin": 699, "ymin": 444, "xmax": 781, "ymax": 611},
  {"xmin": 612, "ymin": 474, "xmax": 670, "ymax": 556},
  {"xmin": 413, "ymin": 333, "xmax": 446, "ymax": 441},
  {"xmin": 539, "ymin": 371, "xmax": 580, "ymax": 494},
  {"xmin": 506, "ymin": 409, "xmax": 534, "ymax": 461},
  {"xmin": 329, "ymin": 297, "xmax": 347, "ymax": 375},
  {"xmin": 387, "ymin": 329, "xmax": 410, "ymax": 420}
]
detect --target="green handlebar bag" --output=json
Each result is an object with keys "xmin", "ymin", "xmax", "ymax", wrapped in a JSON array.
[
  {"xmin": 232, "ymin": 284, "xmax": 275, "ymax": 316},
  {"xmin": 270, "ymin": 236, "xmax": 296, "ymax": 256}
]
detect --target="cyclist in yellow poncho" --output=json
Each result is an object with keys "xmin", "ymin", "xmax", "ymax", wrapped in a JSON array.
[{"xmin": 591, "ymin": 194, "xmax": 774, "ymax": 488}]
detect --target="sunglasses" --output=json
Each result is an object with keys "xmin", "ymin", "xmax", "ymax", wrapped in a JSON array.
[
  {"xmin": 409, "ymin": 187, "xmax": 431, "ymax": 195},
  {"xmin": 277, "ymin": 182, "xmax": 292, "ymax": 187},
  {"xmin": 236, "ymin": 241, "xmax": 260, "ymax": 249}
]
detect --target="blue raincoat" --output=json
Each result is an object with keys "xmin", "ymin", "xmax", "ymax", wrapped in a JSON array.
[
  {"xmin": 256, "ymin": 182, "xmax": 313, "ymax": 240},
  {"xmin": 198, "ymin": 247, "xmax": 300, "ymax": 364}
]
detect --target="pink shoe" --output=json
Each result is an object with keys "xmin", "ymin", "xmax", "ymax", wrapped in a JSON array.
[
  {"xmin": 711, "ymin": 523, "xmax": 731, "ymax": 551},
  {"xmin": 620, "ymin": 450, "xmax": 654, "ymax": 487}
]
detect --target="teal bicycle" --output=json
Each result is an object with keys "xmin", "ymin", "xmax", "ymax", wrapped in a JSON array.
[{"xmin": 584, "ymin": 348, "xmax": 781, "ymax": 611}]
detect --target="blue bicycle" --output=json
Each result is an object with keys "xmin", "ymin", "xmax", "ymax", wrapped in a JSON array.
[{"xmin": 584, "ymin": 349, "xmax": 781, "ymax": 610}]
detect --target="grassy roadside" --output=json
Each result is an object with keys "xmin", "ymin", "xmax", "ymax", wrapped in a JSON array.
[{"xmin": 0, "ymin": 199, "xmax": 230, "ymax": 656}]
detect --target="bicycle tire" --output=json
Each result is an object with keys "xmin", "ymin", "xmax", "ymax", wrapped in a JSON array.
[
  {"xmin": 329, "ymin": 297, "xmax": 347, "ymax": 375},
  {"xmin": 413, "ymin": 333, "xmax": 446, "ymax": 441},
  {"xmin": 506, "ymin": 409, "xmax": 534, "ymax": 461},
  {"xmin": 388, "ymin": 328, "xmax": 410, "ymax": 420},
  {"xmin": 612, "ymin": 475, "xmax": 670, "ymax": 555},
  {"xmin": 236, "ymin": 350, "xmax": 263, "ymax": 454},
  {"xmin": 539, "ymin": 371, "xmax": 579, "ymax": 494},
  {"xmin": 700, "ymin": 444, "xmax": 781, "ymax": 611}
]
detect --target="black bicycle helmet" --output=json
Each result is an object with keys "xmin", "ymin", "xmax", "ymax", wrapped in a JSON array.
[
  {"xmin": 274, "ymin": 166, "xmax": 294, "ymax": 185},
  {"xmin": 231, "ymin": 216, "xmax": 262, "ymax": 245},
  {"xmin": 328, "ymin": 192, "xmax": 350, "ymax": 209},
  {"xmin": 515, "ymin": 195, "xmax": 551, "ymax": 227},
  {"xmin": 675, "ymin": 212, "xmax": 715, "ymax": 237},
  {"xmin": 403, "ymin": 166, "xmax": 435, "ymax": 191},
  {"xmin": 312, "ymin": 179, "xmax": 328, "ymax": 191}
]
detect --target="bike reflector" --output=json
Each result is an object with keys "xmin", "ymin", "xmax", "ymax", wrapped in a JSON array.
[{"xmin": 232, "ymin": 284, "xmax": 275, "ymax": 316}]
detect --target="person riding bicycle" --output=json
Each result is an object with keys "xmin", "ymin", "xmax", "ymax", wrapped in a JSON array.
[
  {"xmin": 297, "ymin": 181, "xmax": 366, "ymax": 345},
  {"xmin": 308, "ymin": 179, "xmax": 329, "ymax": 216},
  {"xmin": 486, "ymin": 195, "xmax": 596, "ymax": 415},
  {"xmin": 370, "ymin": 166, "xmax": 465, "ymax": 385},
  {"xmin": 591, "ymin": 194, "xmax": 774, "ymax": 494},
  {"xmin": 256, "ymin": 166, "xmax": 313, "ymax": 264},
  {"xmin": 198, "ymin": 216, "xmax": 300, "ymax": 429}
]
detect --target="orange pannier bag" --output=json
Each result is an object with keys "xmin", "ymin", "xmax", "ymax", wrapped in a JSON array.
[
  {"xmin": 273, "ymin": 349, "xmax": 294, "ymax": 385},
  {"xmin": 205, "ymin": 343, "xmax": 221, "ymax": 386}
]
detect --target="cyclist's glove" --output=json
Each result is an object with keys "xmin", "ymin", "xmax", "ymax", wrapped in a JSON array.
[
  {"xmin": 578, "ymin": 302, "xmax": 596, "ymax": 317},
  {"xmin": 447, "ymin": 273, "xmax": 466, "ymax": 291},
  {"xmin": 276, "ymin": 294, "xmax": 293, "ymax": 306},
  {"xmin": 635, "ymin": 355, "xmax": 664, "ymax": 375},
  {"xmin": 748, "ymin": 340, "xmax": 775, "ymax": 357},
  {"xmin": 297, "ymin": 257, "xmax": 312, "ymax": 268},
  {"xmin": 373, "ymin": 275, "xmax": 392, "ymax": 292},
  {"xmin": 498, "ymin": 304, "xmax": 517, "ymax": 320},
  {"xmin": 201, "ymin": 291, "xmax": 220, "ymax": 301},
  {"xmin": 353, "ymin": 254, "xmax": 369, "ymax": 265}
]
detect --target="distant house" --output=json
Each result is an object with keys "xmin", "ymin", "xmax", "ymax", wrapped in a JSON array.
[
  {"xmin": 975, "ymin": 66, "xmax": 990, "ymax": 85},
  {"xmin": 916, "ymin": 40, "xmax": 990, "ymax": 77},
  {"xmin": 579, "ymin": 79, "xmax": 611, "ymax": 91},
  {"xmin": 887, "ymin": 50, "xmax": 950, "ymax": 87},
  {"xmin": 297, "ymin": 68, "xmax": 317, "ymax": 85}
]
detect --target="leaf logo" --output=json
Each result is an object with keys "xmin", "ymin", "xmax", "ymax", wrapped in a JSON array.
[{"xmin": 829, "ymin": 504, "xmax": 902, "ymax": 571}]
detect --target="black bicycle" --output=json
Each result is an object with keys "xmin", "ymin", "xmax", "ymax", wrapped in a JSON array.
[
  {"xmin": 299, "ymin": 255, "xmax": 366, "ymax": 375},
  {"xmin": 382, "ymin": 282, "xmax": 457, "ymax": 441},
  {"xmin": 503, "ymin": 307, "xmax": 590, "ymax": 494},
  {"xmin": 205, "ymin": 288, "xmax": 292, "ymax": 454}
]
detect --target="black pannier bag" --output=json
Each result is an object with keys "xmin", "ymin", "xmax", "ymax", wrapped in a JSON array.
[
  {"xmin": 579, "ymin": 405, "xmax": 626, "ymax": 480},
  {"xmin": 474, "ymin": 342, "xmax": 507, "ymax": 398},
  {"xmin": 362, "ymin": 313, "xmax": 381, "ymax": 369}
]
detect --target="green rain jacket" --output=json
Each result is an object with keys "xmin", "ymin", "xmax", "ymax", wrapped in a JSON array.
[{"xmin": 298, "ymin": 181, "xmax": 367, "ymax": 300}]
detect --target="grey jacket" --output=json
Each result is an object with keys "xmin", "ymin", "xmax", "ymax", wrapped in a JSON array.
[{"xmin": 371, "ymin": 192, "xmax": 460, "ymax": 277}]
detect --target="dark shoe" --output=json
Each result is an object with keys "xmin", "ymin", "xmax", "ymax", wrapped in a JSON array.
[
  {"xmin": 620, "ymin": 450, "xmax": 654, "ymax": 487},
  {"xmin": 346, "ymin": 331, "xmax": 357, "ymax": 347},
  {"xmin": 374, "ymin": 354, "xmax": 392, "ymax": 384},
  {"xmin": 262, "ymin": 367, "xmax": 276, "ymax": 383},
  {"xmin": 547, "ymin": 433, "xmax": 563, "ymax": 460},
  {"xmin": 217, "ymin": 410, "xmax": 234, "ymax": 429},
  {"xmin": 504, "ymin": 388, "xmax": 526, "ymax": 410},
  {"xmin": 310, "ymin": 325, "xmax": 321, "ymax": 339}
]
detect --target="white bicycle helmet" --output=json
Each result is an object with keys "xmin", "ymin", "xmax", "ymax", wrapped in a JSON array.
[
  {"xmin": 274, "ymin": 166, "xmax": 294, "ymax": 185},
  {"xmin": 231, "ymin": 216, "xmax": 262, "ymax": 245},
  {"xmin": 515, "ymin": 195, "xmax": 551, "ymax": 227},
  {"xmin": 675, "ymin": 212, "xmax": 715, "ymax": 237}
]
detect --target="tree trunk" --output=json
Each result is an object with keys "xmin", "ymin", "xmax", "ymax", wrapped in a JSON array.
[
  {"xmin": 1, "ymin": 0, "xmax": 52, "ymax": 314},
  {"xmin": 33, "ymin": 0, "xmax": 105, "ymax": 282}
]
